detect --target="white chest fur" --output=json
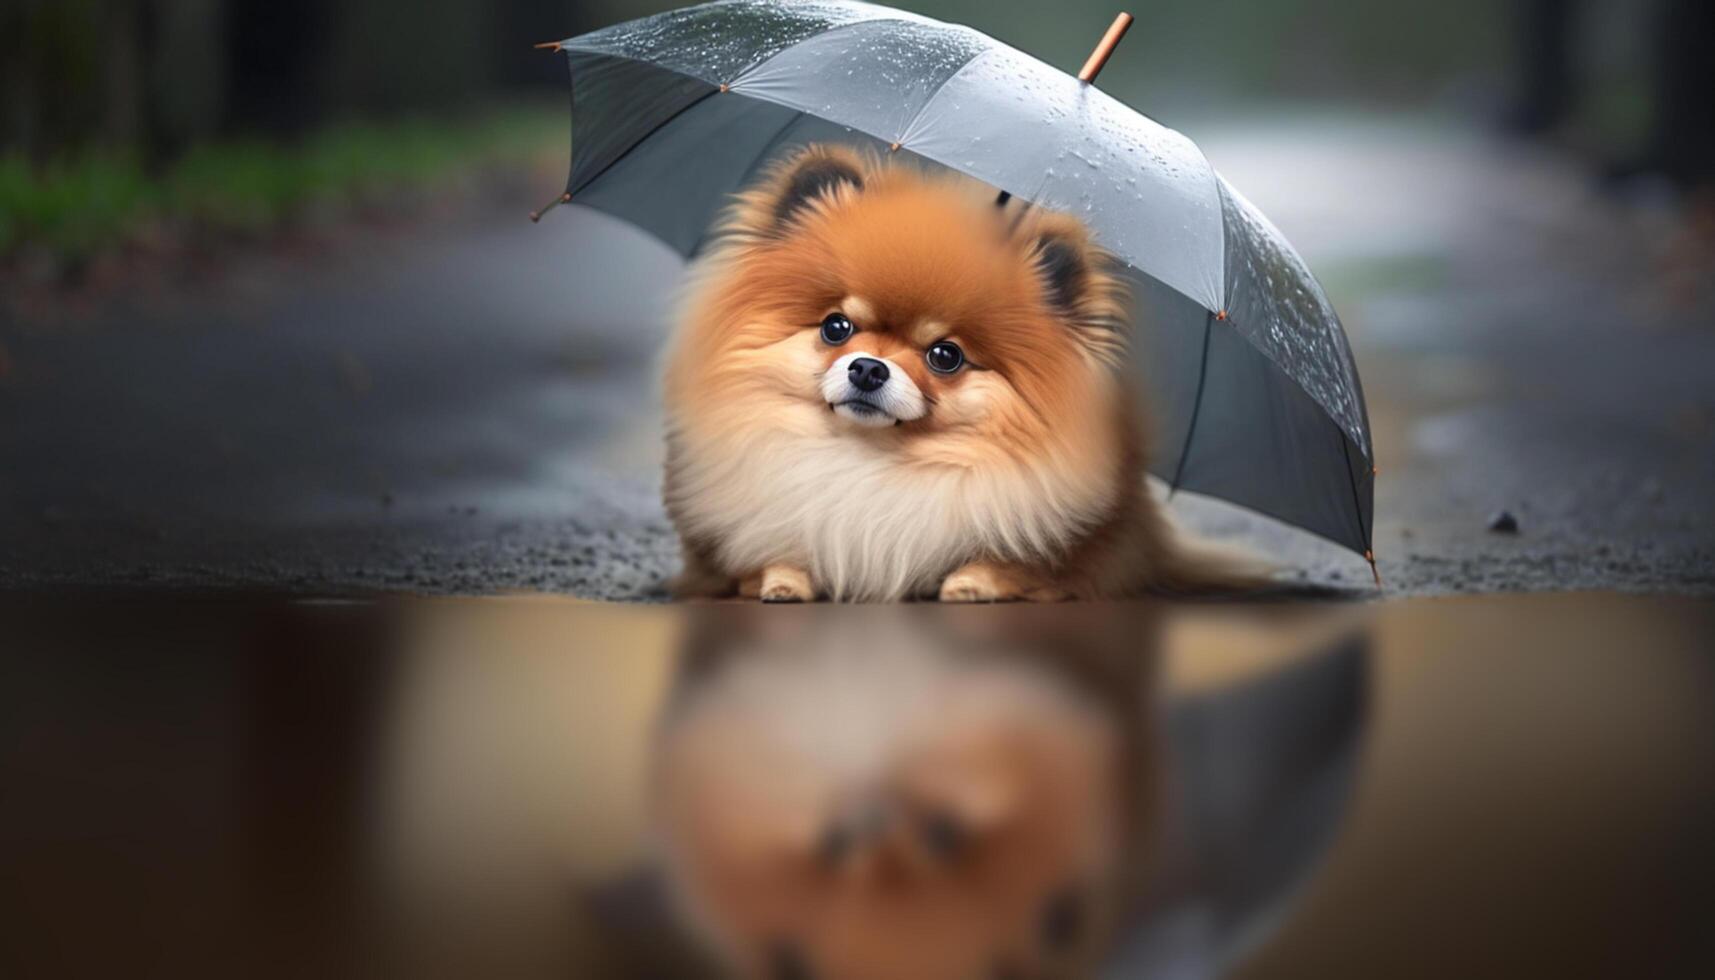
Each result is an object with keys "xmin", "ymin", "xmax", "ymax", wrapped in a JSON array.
[{"xmin": 666, "ymin": 408, "xmax": 1113, "ymax": 601}]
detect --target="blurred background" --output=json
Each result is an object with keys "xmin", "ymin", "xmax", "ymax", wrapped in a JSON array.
[
  {"xmin": 2, "ymin": 0, "xmax": 1703, "ymax": 270},
  {"xmin": 5, "ymin": 0, "xmax": 1702, "ymax": 166},
  {"xmin": 4, "ymin": 0, "xmax": 1707, "ymax": 272},
  {"xmin": 1, "ymin": 0, "xmax": 1711, "ymax": 594}
]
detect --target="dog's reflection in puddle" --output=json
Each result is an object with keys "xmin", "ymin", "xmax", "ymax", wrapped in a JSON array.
[{"xmin": 651, "ymin": 606, "xmax": 1166, "ymax": 980}]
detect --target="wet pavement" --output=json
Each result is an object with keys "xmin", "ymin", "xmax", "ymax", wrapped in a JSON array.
[
  {"xmin": 2, "ymin": 113, "xmax": 1714, "ymax": 595},
  {"xmin": 2, "ymin": 592, "xmax": 1710, "ymax": 978}
]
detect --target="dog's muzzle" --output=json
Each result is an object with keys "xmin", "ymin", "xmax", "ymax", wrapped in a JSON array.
[{"xmin": 820, "ymin": 352, "xmax": 926, "ymax": 428}]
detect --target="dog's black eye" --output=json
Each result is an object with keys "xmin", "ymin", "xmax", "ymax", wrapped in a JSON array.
[
  {"xmin": 926, "ymin": 340, "xmax": 964, "ymax": 374},
  {"xmin": 819, "ymin": 313, "xmax": 854, "ymax": 345}
]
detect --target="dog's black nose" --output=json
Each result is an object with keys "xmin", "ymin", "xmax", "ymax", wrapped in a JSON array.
[{"xmin": 848, "ymin": 357, "xmax": 889, "ymax": 392}]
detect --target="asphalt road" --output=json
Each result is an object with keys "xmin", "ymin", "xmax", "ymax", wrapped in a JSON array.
[{"xmin": 3, "ymin": 115, "xmax": 1712, "ymax": 597}]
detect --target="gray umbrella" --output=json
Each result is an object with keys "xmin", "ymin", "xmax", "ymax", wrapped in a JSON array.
[{"xmin": 536, "ymin": 0, "xmax": 1375, "ymax": 574}]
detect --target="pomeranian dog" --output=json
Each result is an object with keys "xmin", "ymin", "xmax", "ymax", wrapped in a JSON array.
[{"xmin": 663, "ymin": 145, "xmax": 1258, "ymax": 602}]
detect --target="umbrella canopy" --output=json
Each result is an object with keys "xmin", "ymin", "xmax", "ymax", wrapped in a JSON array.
[{"xmin": 540, "ymin": 0, "xmax": 1374, "ymax": 564}]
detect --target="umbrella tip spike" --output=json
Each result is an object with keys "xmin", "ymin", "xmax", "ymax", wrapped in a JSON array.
[
  {"xmin": 533, "ymin": 40, "xmax": 563, "ymax": 51},
  {"xmin": 1365, "ymin": 550, "xmax": 1382, "ymax": 589}
]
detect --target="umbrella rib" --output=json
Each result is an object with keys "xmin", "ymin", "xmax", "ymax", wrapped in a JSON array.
[
  {"xmin": 890, "ymin": 42, "xmax": 998, "ymax": 154},
  {"xmin": 1339, "ymin": 427, "xmax": 1378, "ymax": 580},
  {"xmin": 1166, "ymin": 310, "xmax": 1215, "ymax": 500}
]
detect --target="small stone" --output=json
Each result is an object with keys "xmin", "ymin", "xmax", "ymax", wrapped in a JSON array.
[{"xmin": 1487, "ymin": 510, "xmax": 1520, "ymax": 534}]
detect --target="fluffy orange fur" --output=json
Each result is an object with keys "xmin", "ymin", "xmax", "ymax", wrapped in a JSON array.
[{"xmin": 663, "ymin": 145, "xmax": 1257, "ymax": 601}]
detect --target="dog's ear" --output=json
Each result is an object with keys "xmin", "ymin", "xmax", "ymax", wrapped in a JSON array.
[
  {"xmin": 770, "ymin": 147, "xmax": 865, "ymax": 227},
  {"xmin": 1031, "ymin": 224, "xmax": 1094, "ymax": 315},
  {"xmin": 1019, "ymin": 213, "xmax": 1129, "ymax": 359},
  {"xmin": 730, "ymin": 144, "xmax": 866, "ymax": 240}
]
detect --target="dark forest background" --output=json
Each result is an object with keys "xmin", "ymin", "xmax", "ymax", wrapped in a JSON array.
[
  {"xmin": 4, "ymin": 0, "xmax": 1699, "ymax": 276},
  {"xmin": 2, "ymin": 0, "xmax": 1534, "ymax": 164}
]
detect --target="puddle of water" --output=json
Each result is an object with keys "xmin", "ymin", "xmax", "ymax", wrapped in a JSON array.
[{"xmin": 1, "ymin": 594, "xmax": 1709, "ymax": 979}]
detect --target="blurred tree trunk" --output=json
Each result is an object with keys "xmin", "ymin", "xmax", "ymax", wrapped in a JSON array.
[
  {"xmin": 140, "ymin": 0, "xmax": 226, "ymax": 167},
  {"xmin": 224, "ymin": 0, "xmax": 335, "ymax": 137}
]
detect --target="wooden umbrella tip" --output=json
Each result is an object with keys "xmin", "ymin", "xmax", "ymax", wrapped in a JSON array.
[
  {"xmin": 533, "ymin": 40, "xmax": 563, "ymax": 51},
  {"xmin": 1077, "ymin": 12, "xmax": 1135, "ymax": 84}
]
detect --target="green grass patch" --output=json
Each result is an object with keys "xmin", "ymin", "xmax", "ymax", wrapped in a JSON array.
[{"xmin": 0, "ymin": 104, "xmax": 565, "ymax": 265}]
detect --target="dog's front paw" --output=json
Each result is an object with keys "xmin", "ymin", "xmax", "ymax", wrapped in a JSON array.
[
  {"xmin": 742, "ymin": 565, "xmax": 816, "ymax": 603},
  {"xmin": 938, "ymin": 563, "xmax": 1021, "ymax": 603}
]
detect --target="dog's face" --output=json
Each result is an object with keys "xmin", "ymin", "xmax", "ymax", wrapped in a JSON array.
[{"xmin": 667, "ymin": 146, "xmax": 1129, "ymax": 459}]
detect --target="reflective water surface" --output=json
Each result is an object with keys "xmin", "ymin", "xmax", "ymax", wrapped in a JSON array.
[{"xmin": 2, "ymin": 595, "xmax": 1710, "ymax": 979}]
